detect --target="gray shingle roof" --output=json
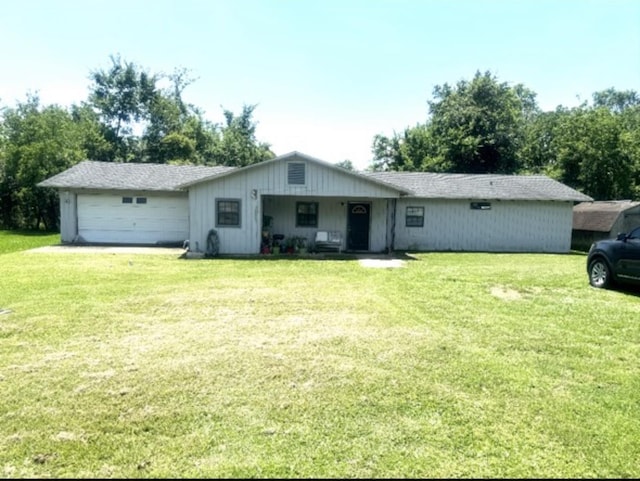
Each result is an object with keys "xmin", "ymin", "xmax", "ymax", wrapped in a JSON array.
[
  {"xmin": 573, "ymin": 200, "xmax": 640, "ymax": 232},
  {"xmin": 37, "ymin": 161, "xmax": 235, "ymax": 191},
  {"xmin": 365, "ymin": 172, "xmax": 593, "ymax": 202}
]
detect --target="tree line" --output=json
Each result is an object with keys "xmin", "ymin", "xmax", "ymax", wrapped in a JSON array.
[
  {"xmin": 371, "ymin": 71, "xmax": 640, "ymax": 203},
  {"xmin": 0, "ymin": 55, "xmax": 274, "ymax": 230},
  {"xmin": 1, "ymin": 62, "xmax": 638, "ymax": 231}
]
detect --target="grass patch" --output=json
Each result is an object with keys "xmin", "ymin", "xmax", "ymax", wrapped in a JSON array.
[
  {"xmin": 0, "ymin": 244, "xmax": 638, "ymax": 478},
  {"xmin": 0, "ymin": 230, "xmax": 59, "ymax": 254}
]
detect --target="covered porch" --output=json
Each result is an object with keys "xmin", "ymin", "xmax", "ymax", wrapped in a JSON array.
[{"xmin": 259, "ymin": 195, "xmax": 396, "ymax": 254}]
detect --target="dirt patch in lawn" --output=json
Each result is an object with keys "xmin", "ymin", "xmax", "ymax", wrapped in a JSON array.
[
  {"xmin": 359, "ymin": 258, "xmax": 406, "ymax": 268},
  {"xmin": 490, "ymin": 286, "xmax": 522, "ymax": 301}
]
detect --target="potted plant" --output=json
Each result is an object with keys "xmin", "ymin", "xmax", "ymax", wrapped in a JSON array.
[
  {"xmin": 284, "ymin": 237, "xmax": 296, "ymax": 254},
  {"xmin": 271, "ymin": 234, "xmax": 284, "ymax": 255},
  {"xmin": 296, "ymin": 236, "xmax": 308, "ymax": 254}
]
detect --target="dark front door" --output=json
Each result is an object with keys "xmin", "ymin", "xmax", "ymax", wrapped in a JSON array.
[{"xmin": 347, "ymin": 202, "xmax": 370, "ymax": 251}]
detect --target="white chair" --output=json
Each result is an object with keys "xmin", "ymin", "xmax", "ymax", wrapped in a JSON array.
[{"xmin": 314, "ymin": 231, "xmax": 343, "ymax": 253}]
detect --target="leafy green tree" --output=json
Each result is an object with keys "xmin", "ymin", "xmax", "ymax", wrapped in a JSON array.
[
  {"xmin": 88, "ymin": 54, "xmax": 158, "ymax": 162},
  {"xmin": 371, "ymin": 71, "xmax": 537, "ymax": 174},
  {"xmin": 520, "ymin": 108, "xmax": 565, "ymax": 174},
  {"xmin": 521, "ymin": 89, "xmax": 640, "ymax": 200},
  {"xmin": 0, "ymin": 95, "xmax": 86, "ymax": 229},
  {"xmin": 592, "ymin": 88, "xmax": 640, "ymax": 113},
  {"xmin": 335, "ymin": 159, "xmax": 355, "ymax": 171},
  {"xmin": 371, "ymin": 125, "xmax": 439, "ymax": 172},
  {"xmin": 619, "ymin": 105, "xmax": 640, "ymax": 198},
  {"xmin": 89, "ymin": 54, "xmax": 157, "ymax": 138},
  {"xmin": 70, "ymin": 103, "xmax": 113, "ymax": 162},
  {"xmin": 88, "ymin": 58, "xmax": 273, "ymax": 167},
  {"xmin": 142, "ymin": 68, "xmax": 220, "ymax": 165},
  {"xmin": 427, "ymin": 71, "xmax": 534, "ymax": 174},
  {"xmin": 214, "ymin": 104, "xmax": 274, "ymax": 167},
  {"xmin": 571, "ymin": 107, "xmax": 633, "ymax": 200},
  {"xmin": 525, "ymin": 105, "xmax": 633, "ymax": 200}
]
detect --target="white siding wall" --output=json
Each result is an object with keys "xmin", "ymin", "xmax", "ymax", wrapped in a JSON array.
[
  {"xmin": 58, "ymin": 190, "xmax": 77, "ymax": 243},
  {"xmin": 394, "ymin": 199, "xmax": 574, "ymax": 253},
  {"xmin": 188, "ymin": 157, "xmax": 399, "ymax": 254}
]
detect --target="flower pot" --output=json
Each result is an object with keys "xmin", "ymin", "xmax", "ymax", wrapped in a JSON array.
[{"xmin": 272, "ymin": 246, "xmax": 280, "ymax": 254}]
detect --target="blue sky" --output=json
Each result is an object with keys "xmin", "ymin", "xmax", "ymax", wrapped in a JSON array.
[{"xmin": 1, "ymin": 0, "xmax": 638, "ymax": 169}]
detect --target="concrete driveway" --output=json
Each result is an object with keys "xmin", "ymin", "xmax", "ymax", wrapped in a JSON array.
[{"xmin": 27, "ymin": 245, "xmax": 187, "ymax": 255}]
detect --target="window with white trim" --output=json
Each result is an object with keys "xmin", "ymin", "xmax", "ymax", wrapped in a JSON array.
[
  {"xmin": 296, "ymin": 202, "xmax": 318, "ymax": 227},
  {"xmin": 216, "ymin": 199, "xmax": 241, "ymax": 227},
  {"xmin": 406, "ymin": 206, "xmax": 424, "ymax": 227},
  {"xmin": 470, "ymin": 202, "xmax": 491, "ymax": 210}
]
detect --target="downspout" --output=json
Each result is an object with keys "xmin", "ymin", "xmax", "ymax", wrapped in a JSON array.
[{"xmin": 387, "ymin": 198, "xmax": 396, "ymax": 253}]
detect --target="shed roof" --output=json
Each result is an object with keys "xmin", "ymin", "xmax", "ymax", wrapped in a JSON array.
[
  {"xmin": 37, "ymin": 160, "xmax": 234, "ymax": 192},
  {"xmin": 365, "ymin": 172, "xmax": 592, "ymax": 202},
  {"xmin": 572, "ymin": 200, "xmax": 640, "ymax": 232}
]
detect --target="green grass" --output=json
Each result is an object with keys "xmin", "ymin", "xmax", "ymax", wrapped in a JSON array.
[
  {"xmin": 0, "ymin": 230, "xmax": 60, "ymax": 254},
  {"xmin": 0, "ymin": 236, "xmax": 639, "ymax": 478}
]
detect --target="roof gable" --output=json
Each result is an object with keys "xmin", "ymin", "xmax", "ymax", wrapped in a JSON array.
[
  {"xmin": 365, "ymin": 172, "xmax": 593, "ymax": 202},
  {"xmin": 177, "ymin": 151, "xmax": 410, "ymax": 194},
  {"xmin": 38, "ymin": 161, "xmax": 235, "ymax": 192}
]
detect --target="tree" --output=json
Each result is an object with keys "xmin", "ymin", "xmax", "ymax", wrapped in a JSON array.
[
  {"xmin": 520, "ymin": 89, "xmax": 640, "ymax": 200},
  {"xmin": 520, "ymin": 108, "xmax": 565, "ymax": 174},
  {"xmin": 371, "ymin": 125, "xmax": 440, "ymax": 172},
  {"xmin": 526, "ymin": 105, "xmax": 634, "ymax": 200},
  {"xmin": 70, "ymin": 103, "xmax": 113, "ymax": 162},
  {"xmin": 619, "ymin": 105, "xmax": 640, "ymax": 198},
  {"xmin": 370, "ymin": 71, "xmax": 537, "ymax": 174},
  {"xmin": 142, "ymin": 68, "xmax": 220, "ymax": 165},
  {"xmin": 592, "ymin": 88, "xmax": 640, "ymax": 114},
  {"xmin": 87, "ymin": 57, "xmax": 273, "ymax": 166},
  {"xmin": 214, "ymin": 104, "xmax": 274, "ymax": 167},
  {"xmin": 335, "ymin": 159, "xmax": 355, "ymax": 171},
  {"xmin": 427, "ymin": 71, "xmax": 534, "ymax": 174},
  {"xmin": 88, "ymin": 54, "xmax": 158, "ymax": 162},
  {"xmin": 0, "ymin": 94, "xmax": 86, "ymax": 229}
]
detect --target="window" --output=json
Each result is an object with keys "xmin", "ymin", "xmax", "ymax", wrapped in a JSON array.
[
  {"xmin": 217, "ymin": 199, "xmax": 241, "ymax": 227},
  {"xmin": 122, "ymin": 197, "xmax": 133, "ymax": 204},
  {"xmin": 296, "ymin": 202, "xmax": 318, "ymax": 227},
  {"xmin": 288, "ymin": 162, "xmax": 305, "ymax": 185},
  {"xmin": 136, "ymin": 197, "xmax": 147, "ymax": 204},
  {"xmin": 406, "ymin": 206, "xmax": 424, "ymax": 227},
  {"xmin": 470, "ymin": 202, "xmax": 492, "ymax": 210}
]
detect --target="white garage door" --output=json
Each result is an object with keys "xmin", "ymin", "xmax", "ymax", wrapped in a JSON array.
[{"xmin": 77, "ymin": 193, "xmax": 189, "ymax": 244}]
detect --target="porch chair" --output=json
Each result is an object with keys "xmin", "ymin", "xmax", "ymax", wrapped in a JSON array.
[{"xmin": 314, "ymin": 231, "xmax": 343, "ymax": 253}]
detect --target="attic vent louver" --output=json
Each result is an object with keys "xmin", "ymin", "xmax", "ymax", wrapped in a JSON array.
[{"xmin": 288, "ymin": 162, "xmax": 305, "ymax": 185}]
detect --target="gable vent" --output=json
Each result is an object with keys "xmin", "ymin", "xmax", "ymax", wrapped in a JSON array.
[{"xmin": 288, "ymin": 162, "xmax": 305, "ymax": 185}]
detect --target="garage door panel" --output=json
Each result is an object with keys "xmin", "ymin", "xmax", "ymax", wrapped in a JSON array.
[{"xmin": 77, "ymin": 194, "xmax": 189, "ymax": 244}]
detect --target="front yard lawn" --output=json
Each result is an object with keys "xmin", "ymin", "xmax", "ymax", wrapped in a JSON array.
[
  {"xmin": 0, "ymin": 236, "xmax": 638, "ymax": 478},
  {"xmin": 0, "ymin": 230, "xmax": 59, "ymax": 255}
]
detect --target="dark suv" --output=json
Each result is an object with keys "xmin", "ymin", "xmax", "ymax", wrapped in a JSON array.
[{"xmin": 587, "ymin": 226, "xmax": 640, "ymax": 288}]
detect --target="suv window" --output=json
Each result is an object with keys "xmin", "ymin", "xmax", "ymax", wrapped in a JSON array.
[{"xmin": 629, "ymin": 227, "xmax": 640, "ymax": 239}]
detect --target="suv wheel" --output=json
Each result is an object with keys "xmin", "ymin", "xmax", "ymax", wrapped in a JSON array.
[{"xmin": 589, "ymin": 258, "xmax": 611, "ymax": 288}]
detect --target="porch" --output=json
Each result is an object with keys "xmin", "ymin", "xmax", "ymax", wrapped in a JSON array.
[{"xmin": 259, "ymin": 195, "xmax": 394, "ymax": 254}]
